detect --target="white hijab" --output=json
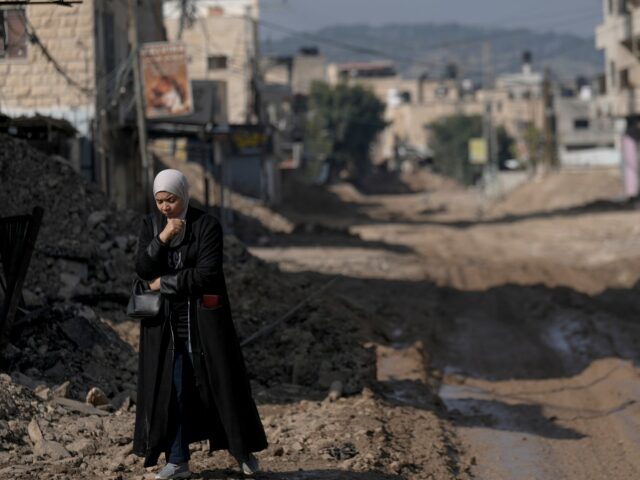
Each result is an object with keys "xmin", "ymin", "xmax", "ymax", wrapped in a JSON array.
[{"xmin": 153, "ymin": 169, "xmax": 189, "ymax": 247}]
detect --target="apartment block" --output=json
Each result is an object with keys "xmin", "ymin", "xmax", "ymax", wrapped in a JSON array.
[
  {"xmin": 596, "ymin": 0, "xmax": 640, "ymax": 195},
  {"xmin": 164, "ymin": 0, "xmax": 259, "ymax": 125}
]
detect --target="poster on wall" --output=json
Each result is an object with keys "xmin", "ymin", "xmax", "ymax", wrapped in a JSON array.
[{"xmin": 140, "ymin": 42, "xmax": 193, "ymax": 119}]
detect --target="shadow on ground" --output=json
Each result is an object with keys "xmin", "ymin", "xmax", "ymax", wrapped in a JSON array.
[{"xmin": 197, "ymin": 468, "xmax": 402, "ymax": 479}]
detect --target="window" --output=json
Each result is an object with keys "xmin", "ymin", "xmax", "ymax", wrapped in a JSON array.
[
  {"xmin": 207, "ymin": 55, "xmax": 227, "ymax": 70},
  {"xmin": 574, "ymin": 118, "xmax": 590, "ymax": 130},
  {"xmin": 620, "ymin": 68, "xmax": 631, "ymax": 89},
  {"xmin": 0, "ymin": 8, "xmax": 28, "ymax": 60},
  {"xmin": 610, "ymin": 61, "xmax": 617, "ymax": 90}
]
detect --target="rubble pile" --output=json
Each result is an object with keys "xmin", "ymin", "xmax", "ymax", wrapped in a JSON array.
[
  {"xmin": 1, "ymin": 133, "xmax": 375, "ymax": 399},
  {"xmin": 4, "ymin": 303, "xmax": 137, "ymax": 402},
  {"xmin": 0, "ymin": 134, "xmax": 139, "ymax": 303}
]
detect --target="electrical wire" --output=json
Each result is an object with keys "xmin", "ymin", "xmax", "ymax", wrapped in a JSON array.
[{"xmin": 18, "ymin": 14, "xmax": 93, "ymax": 96}]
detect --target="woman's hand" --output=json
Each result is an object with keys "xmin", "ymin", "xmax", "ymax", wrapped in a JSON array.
[
  {"xmin": 149, "ymin": 278, "xmax": 161, "ymax": 291},
  {"xmin": 158, "ymin": 218, "xmax": 185, "ymax": 244}
]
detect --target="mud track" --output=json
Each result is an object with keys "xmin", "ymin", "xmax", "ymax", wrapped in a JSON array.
[{"xmin": 252, "ymin": 169, "xmax": 640, "ymax": 479}]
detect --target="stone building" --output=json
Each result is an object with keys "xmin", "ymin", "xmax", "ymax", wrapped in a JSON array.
[
  {"xmin": 596, "ymin": 0, "xmax": 640, "ymax": 196},
  {"xmin": 555, "ymin": 84, "xmax": 618, "ymax": 168},
  {"xmin": 0, "ymin": 1, "xmax": 165, "ymax": 209},
  {"xmin": 326, "ymin": 58, "xmax": 551, "ymax": 168},
  {"xmin": 163, "ymin": 0, "xmax": 259, "ymax": 125}
]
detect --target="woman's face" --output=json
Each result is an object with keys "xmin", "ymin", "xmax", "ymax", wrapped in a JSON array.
[{"xmin": 155, "ymin": 191, "xmax": 185, "ymax": 218}]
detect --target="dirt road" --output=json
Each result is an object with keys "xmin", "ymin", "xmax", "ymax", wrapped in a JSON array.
[{"xmin": 252, "ymin": 169, "xmax": 640, "ymax": 479}]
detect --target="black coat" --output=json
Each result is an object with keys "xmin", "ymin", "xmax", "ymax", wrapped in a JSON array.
[{"xmin": 132, "ymin": 206, "xmax": 267, "ymax": 467}]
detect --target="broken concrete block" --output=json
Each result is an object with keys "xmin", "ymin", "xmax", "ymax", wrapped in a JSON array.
[
  {"xmin": 87, "ymin": 210, "xmax": 109, "ymax": 229},
  {"xmin": 51, "ymin": 381, "xmax": 71, "ymax": 399},
  {"xmin": 328, "ymin": 380, "xmax": 343, "ymax": 402},
  {"xmin": 66, "ymin": 438, "xmax": 96, "ymax": 456},
  {"xmin": 86, "ymin": 387, "xmax": 110, "ymax": 407},
  {"xmin": 28, "ymin": 418, "xmax": 44, "ymax": 444},
  {"xmin": 34, "ymin": 440, "xmax": 71, "ymax": 460}
]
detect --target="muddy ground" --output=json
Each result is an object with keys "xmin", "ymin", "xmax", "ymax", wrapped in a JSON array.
[
  {"xmin": 251, "ymin": 168, "xmax": 640, "ymax": 480},
  {"xmin": 3, "ymin": 159, "xmax": 640, "ymax": 479}
]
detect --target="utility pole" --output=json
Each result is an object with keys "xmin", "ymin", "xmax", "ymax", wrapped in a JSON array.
[
  {"xmin": 482, "ymin": 42, "xmax": 497, "ymax": 189},
  {"xmin": 128, "ymin": 0, "xmax": 153, "ymax": 212},
  {"xmin": 542, "ymin": 68, "xmax": 557, "ymax": 169}
]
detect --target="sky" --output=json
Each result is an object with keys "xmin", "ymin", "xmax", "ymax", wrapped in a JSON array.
[{"xmin": 260, "ymin": 0, "xmax": 603, "ymax": 38}]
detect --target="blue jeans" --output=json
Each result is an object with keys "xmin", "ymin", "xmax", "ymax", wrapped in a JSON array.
[{"xmin": 166, "ymin": 338, "xmax": 192, "ymax": 464}]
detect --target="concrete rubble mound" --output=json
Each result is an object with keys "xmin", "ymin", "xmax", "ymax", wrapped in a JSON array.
[{"xmin": 0, "ymin": 135, "xmax": 377, "ymax": 477}]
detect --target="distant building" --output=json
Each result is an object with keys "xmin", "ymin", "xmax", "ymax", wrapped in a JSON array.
[
  {"xmin": 492, "ymin": 55, "xmax": 545, "ymax": 144},
  {"xmin": 163, "ymin": 0, "xmax": 260, "ymax": 124},
  {"xmin": 555, "ymin": 84, "xmax": 618, "ymax": 167},
  {"xmin": 596, "ymin": 0, "xmax": 639, "ymax": 195},
  {"xmin": 292, "ymin": 47, "xmax": 326, "ymax": 95}
]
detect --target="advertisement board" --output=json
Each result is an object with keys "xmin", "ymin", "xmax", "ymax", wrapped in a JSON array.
[{"xmin": 140, "ymin": 42, "xmax": 193, "ymax": 119}]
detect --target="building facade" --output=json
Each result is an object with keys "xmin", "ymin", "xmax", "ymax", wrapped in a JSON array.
[
  {"xmin": 164, "ymin": 0, "xmax": 259, "ymax": 125},
  {"xmin": 0, "ymin": 1, "xmax": 165, "ymax": 209},
  {"xmin": 596, "ymin": 0, "xmax": 640, "ymax": 195}
]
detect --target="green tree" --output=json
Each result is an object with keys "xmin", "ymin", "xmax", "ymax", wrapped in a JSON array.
[
  {"xmin": 427, "ymin": 115, "xmax": 514, "ymax": 185},
  {"xmin": 428, "ymin": 115, "xmax": 482, "ymax": 185},
  {"xmin": 305, "ymin": 82, "xmax": 387, "ymax": 182}
]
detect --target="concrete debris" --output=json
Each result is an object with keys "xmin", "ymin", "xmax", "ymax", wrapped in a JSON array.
[
  {"xmin": 0, "ymin": 136, "xmax": 393, "ymax": 479},
  {"xmin": 27, "ymin": 419, "xmax": 44, "ymax": 444},
  {"xmin": 52, "ymin": 381, "xmax": 71, "ymax": 399},
  {"xmin": 327, "ymin": 380, "xmax": 343, "ymax": 402},
  {"xmin": 85, "ymin": 387, "xmax": 110, "ymax": 407},
  {"xmin": 51, "ymin": 397, "xmax": 109, "ymax": 417}
]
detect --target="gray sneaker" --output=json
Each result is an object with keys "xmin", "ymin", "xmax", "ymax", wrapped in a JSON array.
[
  {"xmin": 155, "ymin": 462, "xmax": 191, "ymax": 479},
  {"xmin": 239, "ymin": 453, "xmax": 260, "ymax": 475}
]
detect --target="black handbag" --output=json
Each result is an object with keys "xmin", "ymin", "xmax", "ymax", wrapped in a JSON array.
[
  {"xmin": 126, "ymin": 213, "xmax": 163, "ymax": 319},
  {"xmin": 126, "ymin": 278, "xmax": 162, "ymax": 318}
]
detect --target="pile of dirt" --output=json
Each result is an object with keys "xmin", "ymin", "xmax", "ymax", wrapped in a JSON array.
[
  {"xmin": 0, "ymin": 136, "xmax": 378, "ymax": 478},
  {"xmin": 0, "ymin": 134, "xmax": 139, "ymax": 304},
  {"xmin": 400, "ymin": 168, "xmax": 467, "ymax": 194},
  {"xmin": 487, "ymin": 168, "xmax": 624, "ymax": 218}
]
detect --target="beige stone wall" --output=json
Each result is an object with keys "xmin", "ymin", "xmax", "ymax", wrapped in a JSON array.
[
  {"xmin": 292, "ymin": 54, "xmax": 326, "ymax": 95},
  {"xmin": 0, "ymin": 2, "xmax": 96, "ymax": 129},
  {"xmin": 166, "ymin": 13, "xmax": 254, "ymax": 124}
]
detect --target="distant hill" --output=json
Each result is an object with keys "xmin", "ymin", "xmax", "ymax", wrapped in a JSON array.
[{"xmin": 261, "ymin": 23, "xmax": 603, "ymax": 83}]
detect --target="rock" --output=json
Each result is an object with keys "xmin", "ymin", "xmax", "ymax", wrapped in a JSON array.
[
  {"xmin": 51, "ymin": 381, "xmax": 71, "ymax": 399},
  {"xmin": 113, "ymin": 393, "xmax": 133, "ymax": 413},
  {"xmin": 51, "ymin": 397, "xmax": 109, "ymax": 416},
  {"xmin": 66, "ymin": 438, "xmax": 96, "ymax": 456},
  {"xmin": 22, "ymin": 289, "xmax": 44, "ymax": 308},
  {"xmin": 86, "ymin": 387, "xmax": 110, "ymax": 407},
  {"xmin": 328, "ymin": 380, "xmax": 343, "ymax": 402},
  {"xmin": 34, "ymin": 385, "xmax": 50, "ymax": 401},
  {"xmin": 28, "ymin": 418, "xmax": 44, "ymax": 444},
  {"xmin": 58, "ymin": 273, "xmax": 81, "ymax": 299},
  {"xmin": 87, "ymin": 211, "xmax": 109, "ymax": 229},
  {"xmin": 11, "ymin": 371, "xmax": 40, "ymax": 390},
  {"xmin": 114, "ymin": 236, "xmax": 129, "ymax": 251},
  {"xmin": 34, "ymin": 440, "xmax": 71, "ymax": 460}
]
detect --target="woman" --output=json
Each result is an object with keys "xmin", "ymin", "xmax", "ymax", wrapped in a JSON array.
[{"xmin": 132, "ymin": 169, "xmax": 267, "ymax": 479}]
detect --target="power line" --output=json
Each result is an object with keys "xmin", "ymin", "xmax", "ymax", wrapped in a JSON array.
[
  {"xmin": 19, "ymin": 14, "xmax": 93, "ymax": 97},
  {"xmin": 259, "ymin": 11, "xmax": 603, "ymax": 79},
  {"xmin": 0, "ymin": 1, "xmax": 81, "ymax": 5}
]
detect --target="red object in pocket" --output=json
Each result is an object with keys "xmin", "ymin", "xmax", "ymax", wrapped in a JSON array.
[{"xmin": 202, "ymin": 294, "xmax": 221, "ymax": 308}]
